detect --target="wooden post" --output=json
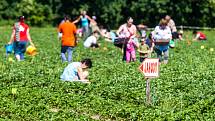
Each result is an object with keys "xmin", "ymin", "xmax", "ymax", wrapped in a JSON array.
[{"xmin": 146, "ymin": 78, "xmax": 151, "ymax": 105}]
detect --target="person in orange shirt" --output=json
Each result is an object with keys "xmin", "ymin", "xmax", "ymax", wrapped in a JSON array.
[{"xmin": 58, "ymin": 15, "xmax": 77, "ymax": 62}]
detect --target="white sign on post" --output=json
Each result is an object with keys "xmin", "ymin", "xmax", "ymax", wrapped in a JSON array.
[
  {"xmin": 139, "ymin": 58, "xmax": 159, "ymax": 105},
  {"xmin": 139, "ymin": 58, "xmax": 159, "ymax": 78}
]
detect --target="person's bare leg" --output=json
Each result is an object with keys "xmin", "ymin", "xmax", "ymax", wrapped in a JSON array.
[
  {"xmin": 15, "ymin": 54, "xmax": 21, "ymax": 61},
  {"xmin": 163, "ymin": 50, "xmax": 169, "ymax": 64}
]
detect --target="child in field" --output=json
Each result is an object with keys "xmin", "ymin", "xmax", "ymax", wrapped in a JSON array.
[
  {"xmin": 138, "ymin": 38, "xmax": 150, "ymax": 62},
  {"xmin": 83, "ymin": 31, "xmax": 100, "ymax": 48},
  {"xmin": 60, "ymin": 59, "xmax": 92, "ymax": 83},
  {"xmin": 137, "ymin": 24, "xmax": 148, "ymax": 39},
  {"xmin": 126, "ymin": 38, "xmax": 138, "ymax": 63},
  {"xmin": 192, "ymin": 31, "xmax": 207, "ymax": 41}
]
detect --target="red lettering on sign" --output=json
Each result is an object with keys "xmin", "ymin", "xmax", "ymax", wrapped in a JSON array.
[
  {"xmin": 143, "ymin": 62, "xmax": 158, "ymax": 73},
  {"xmin": 139, "ymin": 58, "xmax": 159, "ymax": 78},
  {"xmin": 144, "ymin": 62, "xmax": 149, "ymax": 73},
  {"xmin": 150, "ymin": 62, "xmax": 157, "ymax": 73}
]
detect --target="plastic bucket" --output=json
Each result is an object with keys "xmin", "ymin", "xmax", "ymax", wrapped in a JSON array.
[
  {"xmin": 5, "ymin": 44, "xmax": 13, "ymax": 53},
  {"xmin": 26, "ymin": 45, "xmax": 37, "ymax": 56},
  {"xmin": 169, "ymin": 39, "xmax": 175, "ymax": 48}
]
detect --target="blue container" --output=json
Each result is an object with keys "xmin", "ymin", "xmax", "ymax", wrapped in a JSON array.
[{"xmin": 5, "ymin": 44, "xmax": 13, "ymax": 53}]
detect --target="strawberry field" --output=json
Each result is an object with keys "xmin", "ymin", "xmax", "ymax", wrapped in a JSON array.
[{"xmin": 0, "ymin": 27, "xmax": 214, "ymax": 120}]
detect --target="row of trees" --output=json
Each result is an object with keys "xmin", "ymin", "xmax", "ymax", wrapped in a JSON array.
[{"xmin": 0, "ymin": 0, "xmax": 215, "ymax": 28}]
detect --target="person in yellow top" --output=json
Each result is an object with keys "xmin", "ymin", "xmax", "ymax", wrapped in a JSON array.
[
  {"xmin": 138, "ymin": 38, "xmax": 150, "ymax": 63},
  {"xmin": 58, "ymin": 15, "xmax": 77, "ymax": 62}
]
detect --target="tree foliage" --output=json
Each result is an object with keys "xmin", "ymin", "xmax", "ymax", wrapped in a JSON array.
[{"xmin": 0, "ymin": 0, "xmax": 214, "ymax": 28}]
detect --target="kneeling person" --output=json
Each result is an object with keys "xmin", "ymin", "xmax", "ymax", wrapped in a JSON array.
[
  {"xmin": 193, "ymin": 31, "xmax": 207, "ymax": 41},
  {"xmin": 84, "ymin": 31, "xmax": 99, "ymax": 48},
  {"xmin": 60, "ymin": 59, "xmax": 92, "ymax": 83}
]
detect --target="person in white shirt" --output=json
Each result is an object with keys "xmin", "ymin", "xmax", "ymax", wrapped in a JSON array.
[
  {"xmin": 153, "ymin": 18, "xmax": 172, "ymax": 64},
  {"xmin": 83, "ymin": 31, "xmax": 99, "ymax": 48},
  {"xmin": 165, "ymin": 15, "xmax": 178, "ymax": 40}
]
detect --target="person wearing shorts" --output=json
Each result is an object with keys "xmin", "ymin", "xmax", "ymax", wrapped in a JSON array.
[
  {"xmin": 153, "ymin": 19, "xmax": 172, "ymax": 64},
  {"xmin": 8, "ymin": 16, "xmax": 34, "ymax": 61}
]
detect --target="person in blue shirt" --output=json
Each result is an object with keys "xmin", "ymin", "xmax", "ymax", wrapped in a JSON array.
[
  {"xmin": 73, "ymin": 11, "xmax": 92, "ymax": 38},
  {"xmin": 60, "ymin": 58, "xmax": 92, "ymax": 83}
]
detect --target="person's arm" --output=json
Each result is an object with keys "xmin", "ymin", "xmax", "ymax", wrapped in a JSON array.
[
  {"xmin": 171, "ymin": 20, "xmax": 177, "ymax": 32},
  {"xmin": 116, "ymin": 25, "xmax": 123, "ymax": 36},
  {"xmin": 98, "ymin": 29, "xmax": 105, "ymax": 37},
  {"xmin": 194, "ymin": 33, "xmax": 200, "ymax": 40},
  {"xmin": 27, "ymin": 28, "xmax": 35, "ymax": 46},
  {"xmin": 77, "ymin": 67, "xmax": 89, "ymax": 81},
  {"xmin": 162, "ymin": 27, "xmax": 172, "ymax": 41},
  {"xmin": 86, "ymin": 15, "xmax": 93, "ymax": 21},
  {"xmin": 72, "ymin": 16, "xmax": 81, "ymax": 24},
  {"xmin": 167, "ymin": 28, "xmax": 172, "ymax": 40},
  {"xmin": 137, "ymin": 24, "xmax": 147, "ymax": 30},
  {"xmin": 73, "ymin": 25, "xmax": 77, "ymax": 43},
  {"xmin": 130, "ymin": 25, "xmax": 137, "ymax": 39},
  {"xmin": 150, "ymin": 42, "xmax": 155, "ymax": 52},
  {"xmin": 58, "ymin": 23, "xmax": 62, "ymax": 33},
  {"xmin": 58, "ymin": 24, "xmax": 63, "ymax": 40},
  {"xmin": 8, "ymin": 29, "xmax": 15, "ymax": 44}
]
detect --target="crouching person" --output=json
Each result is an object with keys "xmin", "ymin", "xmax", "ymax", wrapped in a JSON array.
[
  {"xmin": 83, "ymin": 31, "xmax": 100, "ymax": 48},
  {"xmin": 60, "ymin": 58, "xmax": 92, "ymax": 83}
]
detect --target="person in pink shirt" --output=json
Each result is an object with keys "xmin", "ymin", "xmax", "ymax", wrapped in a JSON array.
[
  {"xmin": 126, "ymin": 38, "xmax": 138, "ymax": 62},
  {"xmin": 116, "ymin": 17, "xmax": 138, "ymax": 61}
]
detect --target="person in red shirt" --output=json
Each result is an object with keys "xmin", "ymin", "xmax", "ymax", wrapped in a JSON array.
[
  {"xmin": 58, "ymin": 15, "xmax": 77, "ymax": 62},
  {"xmin": 193, "ymin": 31, "xmax": 207, "ymax": 41},
  {"xmin": 8, "ymin": 16, "xmax": 34, "ymax": 61}
]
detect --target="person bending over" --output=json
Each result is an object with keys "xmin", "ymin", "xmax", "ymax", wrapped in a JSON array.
[
  {"xmin": 83, "ymin": 31, "xmax": 100, "ymax": 48},
  {"xmin": 193, "ymin": 31, "xmax": 207, "ymax": 41},
  {"xmin": 60, "ymin": 58, "xmax": 92, "ymax": 83}
]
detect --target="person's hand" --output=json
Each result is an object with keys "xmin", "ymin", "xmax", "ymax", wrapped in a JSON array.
[
  {"xmin": 30, "ymin": 42, "xmax": 35, "ymax": 47},
  {"xmin": 8, "ymin": 41, "xmax": 13, "ymax": 45},
  {"xmin": 128, "ymin": 39, "xmax": 132, "ymax": 43},
  {"xmin": 150, "ymin": 48, "xmax": 153, "ymax": 53},
  {"xmin": 81, "ymin": 79, "xmax": 91, "ymax": 84}
]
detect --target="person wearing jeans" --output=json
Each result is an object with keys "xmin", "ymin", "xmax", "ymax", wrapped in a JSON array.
[
  {"xmin": 61, "ymin": 46, "xmax": 74, "ymax": 62},
  {"xmin": 58, "ymin": 15, "xmax": 77, "ymax": 62},
  {"xmin": 154, "ymin": 46, "xmax": 169, "ymax": 63}
]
